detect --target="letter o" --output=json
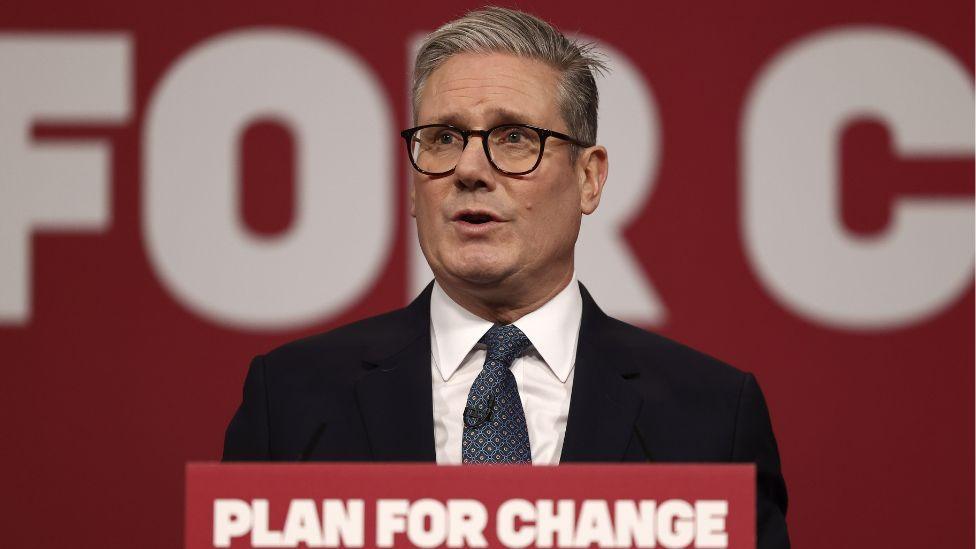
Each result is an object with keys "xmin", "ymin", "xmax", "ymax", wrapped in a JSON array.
[
  {"xmin": 407, "ymin": 499, "xmax": 447, "ymax": 548},
  {"xmin": 144, "ymin": 29, "xmax": 393, "ymax": 329}
]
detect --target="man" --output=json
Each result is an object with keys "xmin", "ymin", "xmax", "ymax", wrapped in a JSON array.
[{"xmin": 224, "ymin": 6, "xmax": 789, "ymax": 547}]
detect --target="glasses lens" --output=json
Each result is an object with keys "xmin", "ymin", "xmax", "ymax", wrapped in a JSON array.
[
  {"xmin": 488, "ymin": 125, "xmax": 542, "ymax": 174},
  {"xmin": 411, "ymin": 126, "xmax": 464, "ymax": 174}
]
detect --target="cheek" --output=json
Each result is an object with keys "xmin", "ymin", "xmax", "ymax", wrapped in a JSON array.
[
  {"xmin": 414, "ymin": 184, "xmax": 445, "ymax": 224},
  {"xmin": 518, "ymin": 183, "xmax": 579, "ymax": 248}
]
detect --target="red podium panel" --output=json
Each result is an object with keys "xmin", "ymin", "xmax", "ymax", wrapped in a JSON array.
[{"xmin": 186, "ymin": 463, "xmax": 754, "ymax": 548}]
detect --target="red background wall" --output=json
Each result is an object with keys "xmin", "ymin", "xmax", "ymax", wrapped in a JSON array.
[{"xmin": 1, "ymin": 1, "xmax": 972, "ymax": 547}]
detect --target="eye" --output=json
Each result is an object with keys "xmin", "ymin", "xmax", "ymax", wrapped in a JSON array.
[
  {"xmin": 494, "ymin": 126, "xmax": 533, "ymax": 146},
  {"xmin": 419, "ymin": 127, "xmax": 461, "ymax": 148}
]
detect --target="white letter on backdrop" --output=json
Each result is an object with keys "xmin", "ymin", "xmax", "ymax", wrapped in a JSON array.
[
  {"xmin": 145, "ymin": 29, "xmax": 393, "ymax": 330},
  {"xmin": 742, "ymin": 27, "xmax": 974, "ymax": 330},
  {"xmin": 0, "ymin": 34, "xmax": 130, "ymax": 324}
]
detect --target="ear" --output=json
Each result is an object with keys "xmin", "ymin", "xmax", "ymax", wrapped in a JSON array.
[{"xmin": 578, "ymin": 145, "xmax": 608, "ymax": 215}]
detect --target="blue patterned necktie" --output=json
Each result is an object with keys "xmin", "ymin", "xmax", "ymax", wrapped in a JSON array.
[{"xmin": 461, "ymin": 324, "xmax": 533, "ymax": 463}]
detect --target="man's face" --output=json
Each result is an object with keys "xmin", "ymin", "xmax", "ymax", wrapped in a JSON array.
[{"xmin": 410, "ymin": 53, "xmax": 602, "ymax": 294}]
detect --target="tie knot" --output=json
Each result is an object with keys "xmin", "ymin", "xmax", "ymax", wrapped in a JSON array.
[{"xmin": 479, "ymin": 324, "xmax": 532, "ymax": 362}]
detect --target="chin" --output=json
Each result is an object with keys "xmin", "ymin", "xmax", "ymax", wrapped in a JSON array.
[
  {"xmin": 445, "ymin": 262, "xmax": 510, "ymax": 286},
  {"xmin": 441, "ymin": 248, "xmax": 516, "ymax": 286}
]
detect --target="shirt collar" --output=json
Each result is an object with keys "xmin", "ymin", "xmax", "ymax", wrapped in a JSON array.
[{"xmin": 430, "ymin": 274, "xmax": 582, "ymax": 383}]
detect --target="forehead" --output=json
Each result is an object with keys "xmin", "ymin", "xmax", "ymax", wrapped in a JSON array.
[{"xmin": 416, "ymin": 52, "xmax": 563, "ymax": 128}]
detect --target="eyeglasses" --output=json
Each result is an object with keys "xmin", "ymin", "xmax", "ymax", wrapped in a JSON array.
[{"xmin": 400, "ymin": 123, "xmax": 588, "ymax": 176}]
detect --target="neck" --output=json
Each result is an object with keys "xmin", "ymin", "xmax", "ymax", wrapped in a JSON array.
[{"xmin": 436, "ymin": 266, "xmax": 575, "ymax": 324}]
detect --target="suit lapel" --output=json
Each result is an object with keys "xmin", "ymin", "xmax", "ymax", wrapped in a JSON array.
[
  {"xmin": 352, "ymin": 281, "xmax": 645, "ymax": 463},
  {"xmin": 354, "ymin": 285, "xmax": 436, "ymax": 461},
  {"xmin": 560, "ymin": 283, "xmax": 645, "ymax": 462}
]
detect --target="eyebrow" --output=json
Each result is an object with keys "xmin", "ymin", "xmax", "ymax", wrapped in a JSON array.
[{"xmin": 431, "ymin": 107, "xmax": 537, "ymax": 128}]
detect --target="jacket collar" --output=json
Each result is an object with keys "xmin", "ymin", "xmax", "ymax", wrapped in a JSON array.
[
  {"xmin": 429, "ymin": 276, "xmax": 581, "ymax": 384},
  {"xmin": 559, "ymin": 283, "xmax": 645, "ymax": 462},
  {"xmin": 353, "ymin": 281, "xmax": 645, "ymax": 462},
  {"xmin": 354, "ymin": 283, "xmax": 437, "ymax": 461}
]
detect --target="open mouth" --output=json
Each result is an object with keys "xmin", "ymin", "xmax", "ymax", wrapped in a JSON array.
[
  {"xmin": 453, "ymin": 209, "xmax": 501, "ymax": 225},
  {"xmin": 458, "ymin": 212, "xmax": 495, "ymax": 224}
]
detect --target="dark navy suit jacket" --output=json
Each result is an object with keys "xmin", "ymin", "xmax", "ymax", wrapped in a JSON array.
[{"xmin": 223, "ymin": 283, "xmax": 790, "ymax": 547}]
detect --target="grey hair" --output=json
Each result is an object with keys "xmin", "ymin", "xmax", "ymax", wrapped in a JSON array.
[{"xmin": 411, "ymin": 6, "xmax": 608, "ymax": 150}]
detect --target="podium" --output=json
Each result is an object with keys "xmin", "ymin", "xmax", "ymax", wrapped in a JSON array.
[{"xmin": 186, "ymin": 463, "xmax": 754, "ymax": 548}]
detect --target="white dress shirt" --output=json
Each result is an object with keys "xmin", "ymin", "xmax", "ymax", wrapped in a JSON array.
[{"xmin": 430, "ymin": 275, "xmax": 582, "ymax": 465}]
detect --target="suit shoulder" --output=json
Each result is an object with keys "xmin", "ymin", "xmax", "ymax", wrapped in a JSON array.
[
  {"xmin": 260, "ymin": 305, "xmax": 418, "ymax": 367},
  {"xmin": 600, "ymin": 315, "xmax": 748, "ymax": 388}
]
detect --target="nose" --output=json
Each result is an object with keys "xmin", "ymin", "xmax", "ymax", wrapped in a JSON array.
[{"xmin": 453, "ymin": 134, "xmax": 496, "ymax": 191}]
